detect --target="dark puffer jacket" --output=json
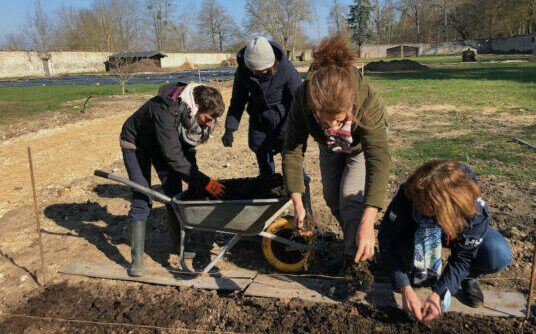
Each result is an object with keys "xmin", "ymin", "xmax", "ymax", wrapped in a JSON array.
[
  {"xmin": 224, "ymin": 41, "xmax": 301, "ymax": 153},
  {"xmin": 120, "ymin": 82, "xmax": 210, "ymax": 189},
  {"xmin": 378, "ymin": 165, "xmax": 490, "ymax": 297}
]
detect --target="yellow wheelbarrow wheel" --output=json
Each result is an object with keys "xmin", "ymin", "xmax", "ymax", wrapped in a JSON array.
[{"xmin": 262, "ymin": 218, "xmax": 313, "ymax": 272}]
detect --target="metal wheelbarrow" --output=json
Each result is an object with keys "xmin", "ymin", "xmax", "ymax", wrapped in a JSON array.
[{"xmin": 94, "ymin": 170, "xmax": 321, "ymax": 274}]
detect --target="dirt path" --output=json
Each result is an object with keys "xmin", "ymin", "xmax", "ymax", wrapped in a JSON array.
[{"xmin": 0, "ymin": 110, "xmax": 133, "ymax": 217}]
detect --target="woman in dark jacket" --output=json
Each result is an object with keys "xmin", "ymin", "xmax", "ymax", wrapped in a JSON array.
[
  {"xmin": 379, "ymin": 159, "xmax": 512, "ymax": 321},
  {"xmin": 221, "ymin": 37, "xmax": 301, "ymax": 177},
  {"xmin": 120, "ymin": 82, "xmax": 225, "ymax": 277}
]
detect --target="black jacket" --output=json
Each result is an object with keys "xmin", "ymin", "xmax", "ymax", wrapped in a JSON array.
[
  {"xmin": 224, "ymin": 41, "xmax": 301, "ymax": 153},
  {"xmin": 120, "ymin": 82, "xmax": 210, "ymax": 189},
  {"xmin": 378, "ymin": 165, "xmax": 489, "ymax": 297}
]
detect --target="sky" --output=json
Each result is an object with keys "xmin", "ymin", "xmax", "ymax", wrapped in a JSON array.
[{"xmin": 0, "ymin": 0, "xmax": 353, "ymax": 45}]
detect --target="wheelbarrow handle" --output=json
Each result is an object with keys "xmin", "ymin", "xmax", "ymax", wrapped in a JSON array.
[{"xmin": 94, "ymin": 170, "xmax": 172, "ymax": 204}]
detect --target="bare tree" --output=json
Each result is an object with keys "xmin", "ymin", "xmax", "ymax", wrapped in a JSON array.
[
  {"xmin": 399, "ymin": 0, "xmax": 427, "ymax": 43},
  {"xmin": 2, "ymin": 32, "xmax": 28, "ymax": 50},
  {"xmin": 245, "ymin": 0, "xmax": 313, "ymax": 58},
  {"xmin": 168, "ymin": 0, "xmax": 196, "ymax": 51},
  {"xmin": 328, "ymin": 0, "xmax": 348, "ymax": 34},
  {"xmin": 197, "ymin": 0, "xmax": 240, "ymax": 51},
  {"xmin": 146, "ymin": 0, "xmax": 173, "ymax": 51},
  {"xmin": 26, "ymin": 0, "xmax": 52, "ymax": 52}
]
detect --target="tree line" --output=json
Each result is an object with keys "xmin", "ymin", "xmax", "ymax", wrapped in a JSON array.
[
  {"xmin": 342, "ymin": 0, "xmax": 536, "ymax": 47},
  {"xmin": 2, "ymin": 0, "xmax": 535, "ymax": 53}
]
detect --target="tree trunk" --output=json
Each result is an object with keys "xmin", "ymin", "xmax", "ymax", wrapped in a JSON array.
[
  {"xmin": 291, "ymin": 18, "xmax": 298, "ymax": 61},
  {"xmin": 121, "ymin": 81, "xmax": 125, "ymax": 95}
]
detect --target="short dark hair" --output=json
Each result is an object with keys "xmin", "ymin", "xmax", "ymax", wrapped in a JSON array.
[{"xmin": 193, "ymin": 85, "xmax": 225, "ymax": 117}]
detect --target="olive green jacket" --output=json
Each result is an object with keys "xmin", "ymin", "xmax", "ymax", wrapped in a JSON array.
[{"xmin": 282, "ymin": 67, "xmax": 390, "ymax": 210}]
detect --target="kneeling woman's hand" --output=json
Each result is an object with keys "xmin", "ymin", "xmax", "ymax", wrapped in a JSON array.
[
  {"xmin": 422, "ymin": 292, "xmax": 441, "ymax": 321},
  {"xmin": 401, "ymin": 285, "xmax": 423, "ymax": 320}
]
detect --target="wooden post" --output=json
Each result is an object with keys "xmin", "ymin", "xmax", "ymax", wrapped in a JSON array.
[
  {"xmin": 401, "ymin": 44, "xmax": 404, "ymax": 58},
  {"xmin": 28, "ymin": 147, "xmax": 46, "ymax": 285},
  {"xmin": 527, "ymin": 241, "xmax": 536, "ymax": 319}
]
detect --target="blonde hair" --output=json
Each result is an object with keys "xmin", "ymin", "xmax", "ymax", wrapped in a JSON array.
[
  {"xmin": 405, "ymin": 159, "xmax": 481, "ymax": 238},
  {"xmin": 307, "ymin": 34, "xmax": 357, "ymax": 115}
]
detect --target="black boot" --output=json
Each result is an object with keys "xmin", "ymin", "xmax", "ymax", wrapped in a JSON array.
[
  {"xmin": 128, "ymin": 220, "xmax": 146, "ymax": 277},
  {"xmin": 461, "ymin": 278, "xmax": 484, "ymax": 307}
]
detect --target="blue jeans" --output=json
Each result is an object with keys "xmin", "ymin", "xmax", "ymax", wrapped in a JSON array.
[
  {"xmin": 469, "ymin": 226, "xmax": 512, "ymax": 277},
  {"xmin": 122, "ymin": 148, "xmax": 182, "ymax": 222}
]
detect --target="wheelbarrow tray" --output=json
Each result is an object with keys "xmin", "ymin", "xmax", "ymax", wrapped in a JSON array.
[{"xmin": 172, "ymin": 194, "xmax": 291, "ymax": 237}]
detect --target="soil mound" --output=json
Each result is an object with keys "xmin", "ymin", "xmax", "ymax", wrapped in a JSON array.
[
  {"xmin": 221, "ymin": 57, "xmax": 238, "ymax": 67},
  {"xmin": 120, "ymin": 58, "xmax": 163, "ymax": 73},
  {"xmin": 364, "ymin": 59, "xmax": 428, "ymax": 72},
  {"xmin": 183, "ymin": 174, "xmax": 286, "ymax": 200}
]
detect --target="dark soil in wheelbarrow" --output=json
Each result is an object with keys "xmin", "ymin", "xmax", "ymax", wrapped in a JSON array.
[{"xmin": 2, "ymin": 281, "xmax": 535, "ymax": 333}]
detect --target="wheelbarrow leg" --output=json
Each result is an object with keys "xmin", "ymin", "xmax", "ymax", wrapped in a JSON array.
[
  {"xmin": 179, "ymin": 226, "xmax": 190, "ymax": 272},
  {"xmin": 202, "ymin": 234, "xmax": 241, "ymax": 273}
]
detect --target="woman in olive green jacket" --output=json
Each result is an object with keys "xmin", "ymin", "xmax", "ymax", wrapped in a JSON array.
[{"xmin": 282, "ymin": 35, "xmax": 390, "ymax": 272}]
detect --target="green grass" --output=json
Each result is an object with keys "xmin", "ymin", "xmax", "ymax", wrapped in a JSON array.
[
  {"xmin": 367, "ymin": 62, "xmax": 536, "ymax": 109},
  {"xmin": 0, "ymin": 83, "xmax": 161, "ymax": 124},
  {"xmin": 393, "ymin": 125, "xmax": 536, "ymax": 181},
  {"xmin": 363, "ymin": 54, "xmax": 534, "ymax": 65}
]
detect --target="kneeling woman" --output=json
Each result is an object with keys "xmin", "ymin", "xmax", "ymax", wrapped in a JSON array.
[
  {"xmin": 120, "ymin": 82, "xmax": 225, "ymax": 277},
  {"xmin": 379, "ymin": 159, "xmax": 512, "ymax": 321}
]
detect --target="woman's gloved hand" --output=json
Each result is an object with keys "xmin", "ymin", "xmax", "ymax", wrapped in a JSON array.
[
  {"xmin": 221, "ymin": 129, "xmax": 234, "ymax": 147},
  {"xmin": 205, "ymin": 178, "xmax": 225, "ymax": 198}
]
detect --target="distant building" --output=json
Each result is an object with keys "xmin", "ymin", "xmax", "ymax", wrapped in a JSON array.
[
  {"xmin": 105, "ymin": 52, "xmax": 167, "ymax": 71},
  {"xmin": 386, "ymin": 45, "xmax": 419, "ymax": 58}
]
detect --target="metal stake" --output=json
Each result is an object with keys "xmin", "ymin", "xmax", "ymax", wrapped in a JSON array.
[{"xmin": 28, "ymin": 147, "xmax": 46, "ymax": 285}]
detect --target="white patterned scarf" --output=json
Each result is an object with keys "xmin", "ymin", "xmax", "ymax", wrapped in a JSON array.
[
  {"xmin": 176, "ymin": 83, "xmax": 215, "ymax": 146},
  {"xmin": 313, "ymin": 111, "xmax": 354, "ymax": 154}
]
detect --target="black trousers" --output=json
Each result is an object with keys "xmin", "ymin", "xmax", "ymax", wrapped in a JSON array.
[{"xmin": 122, "ymin": 148, "xmax": 182, "ymax": 221}]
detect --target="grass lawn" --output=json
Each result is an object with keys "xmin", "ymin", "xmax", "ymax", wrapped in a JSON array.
[
  {"xmin": 0, "ymin": 83, "xmax": 161, "ymax": 124},
  {"xmin": 367, "ymin": 62, "xmax": 536, "ymax": 110}
]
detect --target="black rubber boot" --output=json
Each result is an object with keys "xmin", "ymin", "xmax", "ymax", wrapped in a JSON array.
[
  {"xmin": 128, "ymin": 220, "xmax": 146, "ymax": 277},
  {"xmin": 461, "ymin": 279, "xmax": 484, "ymax": 307}
]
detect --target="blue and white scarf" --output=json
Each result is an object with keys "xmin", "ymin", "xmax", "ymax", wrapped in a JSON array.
[{"xmin": 412, "ymin": 208, "xmax": 443, "ymax": 286}]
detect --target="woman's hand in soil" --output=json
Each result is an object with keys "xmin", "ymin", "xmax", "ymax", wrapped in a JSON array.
[
  {"xmin": 354, "ymin": 207, "xmax": 378, "ymax": 262},
  {"xmin": 401, "ymin": 285, "xmax": 422, "ymax": 320},
  {"xmin": 291, "ymin": 193, "xmax": 306, "ymax": 234},
  {"xmin": 422, "ymin": 292, "xmax": 441, "ymax": 321}
]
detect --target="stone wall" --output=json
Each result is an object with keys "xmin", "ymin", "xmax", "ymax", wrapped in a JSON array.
[
  {"xmin": 360, "ymin": 34, "xmax": 535, "ymax": 58},
  {"xmin": 0, "ymin": 51, "xmax": 233, "ymax": 78}
]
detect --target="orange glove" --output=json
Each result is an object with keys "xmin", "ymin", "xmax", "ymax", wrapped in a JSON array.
[{"xmin": 205, "ymin": 179, "xmax": 225, "ymax": 198}]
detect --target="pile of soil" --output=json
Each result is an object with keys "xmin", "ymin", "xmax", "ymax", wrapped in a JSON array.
[
  {"xmin": 364, "ymin": 60, "xmax": 428, "ymax": 72},
  {"xmin": 119, "ymin": 59, "xmax": 163, "ymax": 73},
  {"xmin": 221, "ymin": 57, "xmax": 238, "ymax": 67},
  {"xmin": 183, "ymin": 174, "xmax": 286, "ymax": 200},
  {"xmin": 2, "ymin": 282, "xmax": 534, "ymax": 333}
]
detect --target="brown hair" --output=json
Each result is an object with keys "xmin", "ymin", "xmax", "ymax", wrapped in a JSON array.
[
  {"xmin": 193, "ymin": 85, "xmax": 225, "ymax": 117},
  {"xmin": 405, "ymin": 159, "xmax": 481, "ymax": 238},
  {"xmin": 307, "ymin": 34, "xmax": 357, "ymax": 115}
]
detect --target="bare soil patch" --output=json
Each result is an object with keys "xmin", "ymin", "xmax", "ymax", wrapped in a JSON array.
[
  {"xmin": 1, "ymin": 282, "xmax": 535, "ymax": 333},
  {"xmin": 365, "ymin": 59, "xmax": 428, "ymax": 72}
]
